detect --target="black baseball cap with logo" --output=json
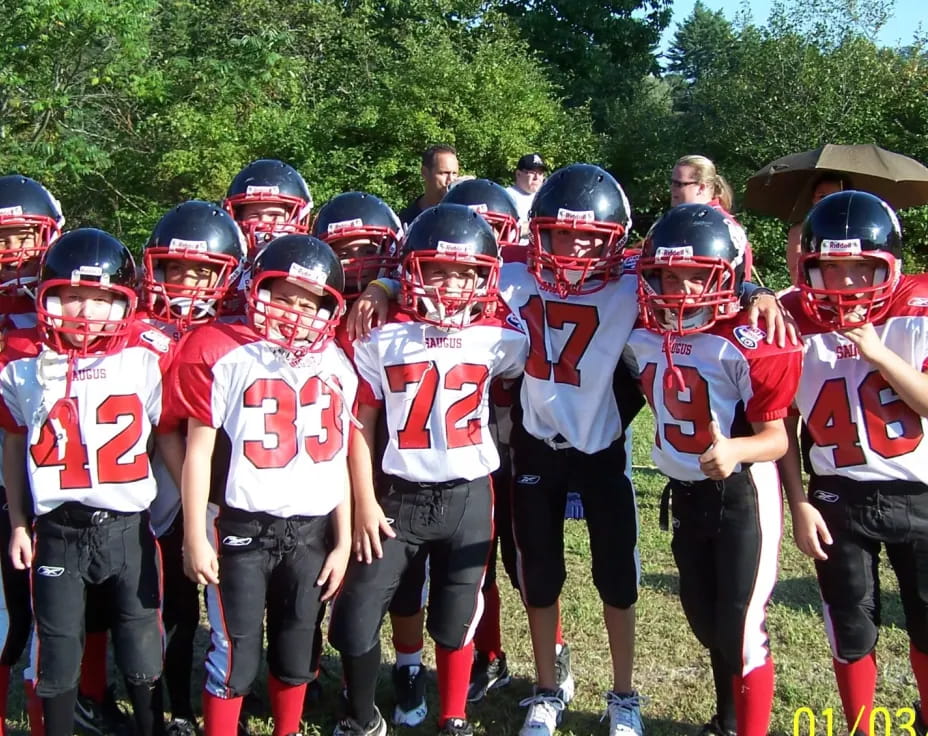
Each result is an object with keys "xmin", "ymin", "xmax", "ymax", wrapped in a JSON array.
[{"xmin": 517, "ymin": 153, "xmax": 548, "ymax": 172}]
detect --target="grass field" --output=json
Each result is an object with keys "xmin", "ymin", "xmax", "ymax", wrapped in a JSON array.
[{"xmin": 4, "ymin": 412, "xmax": 919, "ymax": 735}]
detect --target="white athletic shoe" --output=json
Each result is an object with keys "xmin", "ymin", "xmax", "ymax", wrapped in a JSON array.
[
  {"xmin": 603, "ymin": 691, "xmax": 646, "ymax": 736},
  {"xmin": 519, "ymin": 688, "xmax": 566, "ymax": 736}
]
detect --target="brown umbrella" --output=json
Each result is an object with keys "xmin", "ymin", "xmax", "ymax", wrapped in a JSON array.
[{"xmin": 743, "ymin": 144, "xmax": 928, "ymax": 222}]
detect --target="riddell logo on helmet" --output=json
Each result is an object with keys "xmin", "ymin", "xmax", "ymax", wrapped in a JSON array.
[
  {"xmin": 168, "ymin": 238, "xmax": 209, "ymax": 252},
  {"xmin": 467, "ymin": 203, "xmax": 489, "ymax": 213},
  {"xmin": 437, "ymin": 240, "xmax": 475, "ymax": 255},
  {"xmin": 820, "ymin": 238, "xmax": 862, "ymax": 255},
  {"xmin": 245, "ymin": 185, "xmax": 280, "ymax": 195},
  {"xmin": 655, "ymin": 246, "xmax": 694, "ymax": 261},
  {"xmin": 288, "ymin": 263, "xmax": 327, "ymax": 290},
  {"xmin": 556, "ymin": 208, "xmax": 594, "ymax": 223},
  {"xmin": 0, "ymin": 205, "xmax": 23, "ymax": 217},
  {"xmin": 327, "ymin": 218, "xmax": 363, "ymax": 233}
]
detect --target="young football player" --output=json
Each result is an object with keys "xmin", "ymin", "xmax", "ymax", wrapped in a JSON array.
[
  {"xmin": 0, "ymin": 174, "xmax": 64, "ymax": 735},
  {"xmin": 175, "ymin": 235, "xmax": 355, "ymax": 736},
  {"xmin": 629, "ymin": 204, "xmax": 802, "ymax": 736},
  {"xmin": 222, "ymin": 159, "xmax": 313, "ymax": 261},
  {"xmin": 345, "ymin": 163, "xmax": 792, "ymax": 736},
  {"xmin": 779, "ymin": 190, "xmax": 928, "ymax": 736},
  {"xmin": 444, "ymin": 178, "xmax": 527, "ymax": 702},
  {"xmin": 328, "ymin": 203, "xmax": 527, "ymax": 736},
  {"xmin": 142, "ymin": 200, "xmax": 248, "ymax": 735},
  {"xmin": 313, "ymin": 192, "xmax": 401, "ymax": 300},
  {"xmin": 362, "ymin": 180, "xmax": 525, "ymax": 723},
  {"xmin": 0, "ymin": 229, "xmax": 183, "ymax": 736},
  {"xmin": 315, "ymin": 192, "xmax": 435, "ymax": 726}
]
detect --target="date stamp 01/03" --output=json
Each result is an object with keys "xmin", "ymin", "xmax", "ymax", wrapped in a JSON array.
[{"xmin": 792, "ymin": 706, "xmax": 922, "ymax": 735}]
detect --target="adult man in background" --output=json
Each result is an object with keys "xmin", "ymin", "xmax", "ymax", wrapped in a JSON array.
[
  {"xmin": 506, "ymin": 153, "xmax": 548, "ymax": 242},
  {"xmin": 398, "ymin": 145, "xmax": 459, "ymax": 227}
]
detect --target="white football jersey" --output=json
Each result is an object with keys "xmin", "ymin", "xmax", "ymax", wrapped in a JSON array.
[
  {"xmin": 500, "ymin": 261, "xmax": 638, "ymax": 454},
  {"xmin": 353, "ymin": 306, "xmax": 527, "ymax": 482},
  {"xmin": 625, "ymin": 314, "xmax": 802, "ymax": 481},
  {"xmin": 172, "ymin": 322, "xmax": 357, "ymax": 518},
  {"xmin": 0, "ymin": 321, "xmax": 174, "ymax": 515},
  {"xmin": 783, "ymin": 276, "xmax": 928, "ymax": 481}
]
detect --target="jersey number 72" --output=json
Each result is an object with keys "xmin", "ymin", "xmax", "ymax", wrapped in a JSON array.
[{"xmin": 385, "ymin": 361, "xmax": 489, "ymax": 450}]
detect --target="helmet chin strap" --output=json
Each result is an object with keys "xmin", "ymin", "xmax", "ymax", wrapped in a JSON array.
[{"xmin": 662, "ymin": 333, "xmax": 686, "ymax": 392}]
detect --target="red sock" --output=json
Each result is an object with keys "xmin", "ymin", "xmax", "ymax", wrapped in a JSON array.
[
  {"xmin": 473, "ymin": 583, "xmax": 501, "ymax": 660},
  {"xmin": 268, "ymin": 674, "xmax": 306, "ymax": 736},
  {"xmin": 554, "ymin": 602, "xmax": 564, "ymax": 647},
  {"xmin": 834, "ymin": 653, "xmax": 877, "ymax": 734},
  {"xmin": 910, "ymin": 643, "xmax": 928, "ymax": 713},
  {"xmin": 0, "ymin": 665, "xmax": 9, "ymax": 736},
  {"xmin": 394, "ymin": 638, "xmax": 424, "ymax": 655},
  {"xmin": 435, "ymin": 642, "xmax": 474, "ymax": 724},
  {"xmin": 79, "ymin": 631, "xmax": 108, "ymax": 703},
  {"xmin": 732, "ymin": 658, "xmax": 774, "ymax": 736},
  {"xmin": 24, "ymin": 680, "xmax": 44, "ymax": 736},
  {"xmin": 202, "ymin": 691, "xmax": 244, "ymax": 736}
]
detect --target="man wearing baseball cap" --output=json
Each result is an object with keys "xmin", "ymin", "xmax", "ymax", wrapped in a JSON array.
[{"xmin": 506, "ymin": 153, "xmax": 548, "ymax": 242}]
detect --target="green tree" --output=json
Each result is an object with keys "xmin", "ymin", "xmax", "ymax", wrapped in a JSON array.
[
  {"xmin": 497, "ymin": 0, "xmax": 672, "ymax": 130},
  {"xmin": 665, "ymin": 1, "xmax": 737, "ymax": 85},
  {"xmin": 0, "ymin": 0, "xmax": 597, "ymax": 246}
]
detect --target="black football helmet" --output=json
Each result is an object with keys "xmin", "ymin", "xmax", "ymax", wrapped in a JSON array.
[
  {"xmin": 143, "ymin": 200, "xmax": 247, "ymax": 328},
  {"xmin": 798, "ymin": 190, "xmax": 903, "ymax": 328},
  {"xmin": 529, "ymin": 163, "xmax": 631, "ymax": 296},
  {"xmin": 442, "ymin": 178, "xmax": 520, "ymax": 248},
  {"xmin": 311, "ymin": 192, "xmax": 401, "ymax": 298},
  {"xmin": 0, "ymin": 174, "xmax": 65, "ymax": 296},
  {"xmin": 37, "ymin": 228, "xmax": 138, "ymax": 356},
  {"xmin": 223, "ymin": 159, "xmax": 313, "ymax": 259},
  {"xmin": 247, "ymin": 234, "xmax": 344, "ymax": 352},
  {"xmin": 637, "ymin": 204, "xmax": 748, "ymax": 335},
  {"xmin": 399, "ymin": 203, "xmax": 500, "ymax": 329}
]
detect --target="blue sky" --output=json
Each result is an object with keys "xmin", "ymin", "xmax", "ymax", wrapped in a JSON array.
[{"xmin": 659, "ymin": 0, "xmax": 924, "ymax": 53}]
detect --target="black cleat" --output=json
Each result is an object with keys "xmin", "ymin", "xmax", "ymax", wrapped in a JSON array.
[{"xmin": 467, "ymin": 651, "xmax": 512, "ymax": 702}]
